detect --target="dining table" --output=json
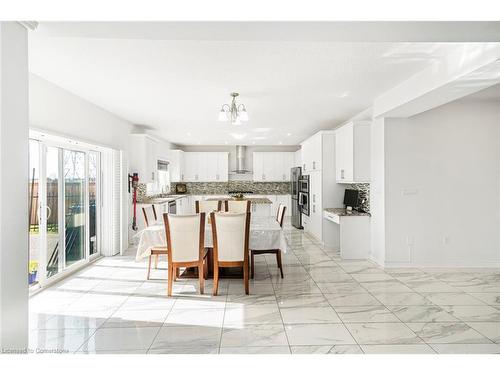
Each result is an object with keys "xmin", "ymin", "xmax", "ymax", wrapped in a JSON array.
[{"xmin": 134, "ymin": 215, "xmax": 288, "ymax": 278}]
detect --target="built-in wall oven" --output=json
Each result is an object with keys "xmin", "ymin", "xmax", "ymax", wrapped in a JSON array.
[{"xmin": 298, "ymin": 175, "xmax": 310, "ymax": 216}]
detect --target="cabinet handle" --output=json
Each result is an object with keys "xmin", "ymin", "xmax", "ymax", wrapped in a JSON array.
[
  {"xmin": 313, "ymin": 161, "xmax": 316, "ymax": 170},
  {"xmin": 152, "ymin": 172, "xmax": 155, "ymax": 180},
  {"xmin": 181, "ymin": 174, "xmax": 184, "ymax": 181},
  {"xmin": 313, "ymin": 205, "xmax": 316, "ymax": 213},
  {"xmin": 262, "ymin": 174, "xmax": 265, "ymax": 180},
  {"xmin": 283, "ymin": 174, "xmax": 286, "ymax": 180},
  {"xmin": 195, "ymin": 174, "xmax": 198, "ymax": 180},
  {"xmin": 303, "ymin": 164, "xmax": 305, "ymax": 171},
  {"xmin": 216, "ymin": 174, "xmax": 219, "ymax": 180},
  {"xmin": 313, "ymin": 194, "xmax": 316, "ymax": 203},
  {"xmin": 341, "ymin": 169, "xmax": 344, "ymax": 179}
]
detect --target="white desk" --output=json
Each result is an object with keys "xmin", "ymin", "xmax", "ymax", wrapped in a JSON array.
[{"xmin": 323, "ymin": 208, "xmax": 370, "ymax": 259}]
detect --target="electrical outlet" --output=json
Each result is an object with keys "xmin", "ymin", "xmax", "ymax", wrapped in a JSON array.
[{"xmin": 443, "ymin": 236, "xmax": 450, "ymax": 245}]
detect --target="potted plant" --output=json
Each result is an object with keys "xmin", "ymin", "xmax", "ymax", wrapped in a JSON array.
[{"xmin": 28, "ymin": 261, "xmax": 38, "ymax": 284}]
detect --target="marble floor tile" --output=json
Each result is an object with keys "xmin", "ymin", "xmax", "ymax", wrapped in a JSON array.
[
  {"xmin": 221, "ymin": 324, "xmax": 288, "ymax": 347},
  {"xmin": 442, "ymin": 305, "xmax": 500, "ymax": 321},
  {"xmin": 165, "ymin": 308, "xmax": 225, "ymax": 328},
  {"xmin": 361, "ymin": 344, "xmax": 435, "ymax": 354},
  {"xmin": 291, "ymin": 345, "xmax": 363, "ymax": 354},
  {"xmin": 389, "ymin": 306, "xmax": 458, "ymax": 323},
  {"xmin": 280, "ymin": 306, "xmax": 341, "ymax": 324},
  {"xmin": 276, "ymin": 293, "xmax": 329, "ymax": 308},
  {"xmin": 468, "ymin": 293, "xmax": 500, "ymax": 305},
  {"xmin": 308, "ymin": 268, "xmax": 353, "ymax": 283},
  {"xmin": 285, "ymin": 324, "xmax": 356, "ymax": 346},
  {"xmin": 273, "ymin": 280, "xmax": 322, "ymax": 295},
  {"xmin": 406, "ymin": 322, "xmax": 491, "ymax": 344},
  {"xmin": 324, "ymin": 293, "xmax": 382, "ymax": 307},
  {"xmin": 103, "ymin": 309, "xmax": 170, "ymax": 328},
  {"xmin": 463, "ymin": 322, "xmax": 500, "ymax": 343},
  {"xmin": 423, "ymin": 292, "xmax": 486, "ymax": 306},
  {"xmin": 30, "ymin": 328, "xmax": 97, "ymax": 353},
  {"xmin": 372, "ymin": 292, "xmax": 432, "ymax": 306},
  {"xmin": 80, "ymin": 326, "xmax": 160, "ymax": 351},
  {"xmin": 32, "ymin": 314, "xmax": 107, "ymax": 330},
  {"xmin": 316, "ymin": 282, "xmax": 367, "ymax": 294},
  {"xmin": 361, "ymin": 280, "xmax": 413, "ymax": 294},
  {"xmin": 335, "ymin": 306, "xmax": 400, "ymax": 323},
  {"xmin": 345, "ymin": 323, "xmax": 423, "ymax": 345},
  {"xmin": 430, "ymin": 343, "xmax": 500, "ymax": 354},
  {"xmin": 173, "ymin": 295, "xmax": 227, "ymax": 309},
  {"xmin": 405, "ymin": 281, "xmax": 460, "ymax": 293},
  {"xmin": 226, "ymin": 294, "xmax": 277, "ymax": 308},
  {"xmin": 219, "ymin": 346, "xmax": 291, "ymax": 354},
  {"xmin": 151, "ymin": 325, "xmax": 222, "ymax": 349},
  {"xmin": 351, "ymin": 273, "xmax": 395, "ymax": 282},
  {"xmin": 224, "ymin": 306, "xmax": 282, "ymax": 327},
  {"xmin": 148, "ymin": 346, "xmax": 219, "ymax": 354}
]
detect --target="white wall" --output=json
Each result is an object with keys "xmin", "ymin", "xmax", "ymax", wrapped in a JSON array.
[
  {"xmin": 0, "ymin": 22, "xmax": 29, "ymax": 350},
  {"xmin": 382, "ymin": 99, "xmax": 500, "ymax": 267},
  {"xmin": 29, "ymin": 74, "xmax": 134, "ymax": 253},
  {"xmin": 30, "ymin": 74, "xmax": 133, "ymax": 150},
  {"xmin": 370, "ymin": 117, "xmax": 386, "ymax": 265}
]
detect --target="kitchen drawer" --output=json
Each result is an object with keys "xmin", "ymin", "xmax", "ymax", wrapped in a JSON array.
[{"xmin": 323, "ymin": 211, "xmax": 340, "ymax": 224}]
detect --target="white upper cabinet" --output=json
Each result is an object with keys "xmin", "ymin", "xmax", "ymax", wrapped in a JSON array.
[
  {"xmin": 169, "ymin": 150, "xmax": 185, "ymax": 182},
  {"xmin": 129, "ymin": 134, "xmax": 159, "ymax": 183},
  {"xmin": 183, "ymin": 152, "xmax": 228, "ymax": 182},
  {"xmin": 252, "ymin": 152, "xmax": 294, "ymax": 182},
  {"xmin": 335, "ymin": 121, "xmax": 371, "ymax": 183},
  {"xmin": 300, "ymin": 132, "xmax": 323, "ymax": 173}
]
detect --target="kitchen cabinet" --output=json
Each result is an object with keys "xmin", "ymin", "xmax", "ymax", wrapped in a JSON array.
[
  {"xmin": 129, "ymin": 134, "xmax": 159, "ymax": 183},
  {"xmin": 300, "ymin": 132, "xmax": 323, "ymax": 173},
  {"xmin": 169, "ymin": 150, "xmax": 185, "ymax": 182},
  {"xmin": 299, "ymin": 130, "xmax": 345, "ymax": 244},
  {"xmin": 252, "ymin": 152, "xmax": 294, "ymax": 182},
  {"xmin": 335, "ymin": 121, "xmax": 371, "ymax": 183},
  {"xmin": 183, "ymin": 152, "xmax": 228, "ymax": 182}
]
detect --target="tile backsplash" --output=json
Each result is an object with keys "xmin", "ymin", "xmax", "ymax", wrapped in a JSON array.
[
  {"xmin": 171, "ymin": 181, "xmax": 291, "ymax": 195},
  {"xmin": 349, "ymin": 183, "xmax": 370, "ymax": 213}
]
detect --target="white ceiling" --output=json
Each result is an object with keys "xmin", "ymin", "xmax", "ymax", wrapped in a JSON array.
[{"xmin": 28, "ymin": 22, "xmax": 495, "ymax": 146}]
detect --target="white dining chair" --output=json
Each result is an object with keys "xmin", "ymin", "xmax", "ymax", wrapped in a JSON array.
[
  {"xmin": 143, "ymin": 204, "xmax": 168, "ymax": 279},
  {"xmin": 195, "ymin": 200, "xmax": 222, "ymax": 213},
  {"xmin": 250, "ymin": 204, "xmax": 286, "ymax": 279},
  {"xmin": 210, "ymin": 212, "xmax": 251, "ymax": 295},
  {"xmin": 225, "ymin": 200, "xmax": 251, "ymax": 214},
  {"xmin": 163, "ymin": 213, "xmax": 207, "ymax": 296}
]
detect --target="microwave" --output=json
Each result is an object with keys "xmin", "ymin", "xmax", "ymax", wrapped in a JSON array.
[{"xmin": 298, "ymin": 175, "xmax": 309, "ymax": 193}]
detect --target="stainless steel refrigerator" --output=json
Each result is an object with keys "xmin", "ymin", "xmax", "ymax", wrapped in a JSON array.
[{"xmin": 290, "ymin": 166, "xmax": 303, "ymax": 229}]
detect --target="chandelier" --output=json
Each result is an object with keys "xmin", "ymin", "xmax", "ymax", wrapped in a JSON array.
[{"xmin": 218, "ymin": 92, "xmax": 249, "ymax": 125}]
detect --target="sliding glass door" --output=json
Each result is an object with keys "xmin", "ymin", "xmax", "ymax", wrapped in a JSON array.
[{"xmin": 28, "ymin": 139, "xmax": 101, "ymax": 287}]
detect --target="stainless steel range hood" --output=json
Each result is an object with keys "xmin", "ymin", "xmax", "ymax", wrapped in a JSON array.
[{"xmin": 230, "ymin": 145, "xmax": 253, "ymax": 174}]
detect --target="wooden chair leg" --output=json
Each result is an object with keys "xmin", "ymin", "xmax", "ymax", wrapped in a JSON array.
[
  {"xmin": 276, "ymin": 251, "xmax": 284, "ymax": 279},
  {"xmin": 250, "ymin": 251, "xmax": 255, "ymax": 279},
  {"xmin": 154, "ymin": 254, "xmax": 159, "ymax": 269},
  {"xmin": 203, "ymin": 259, "xmax": 208, "ymax": 279},
  {"xmin": 175, "ymin": 267, "xmax": 180, "ymax": 280},
  {"xmin": 243, "ymin": 262, "xmax": 249, "ymax": 295},
  {"xmin": 167, "ymin": 264, "xmax": 173, "ymax": 296},
  {"xmin": 213, "ymin": 265, "xmax": 219, "ymax": 296},
  {"xmin": 147, "ymin": 255, "xmax": 152, "ymax": 280},
  {"xmin": 198, "ymin": 262, "xmax": 204, "ymax": 295}
]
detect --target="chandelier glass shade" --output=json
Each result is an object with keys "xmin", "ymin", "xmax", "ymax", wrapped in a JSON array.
[{"xmin": 218, "ymin": 92, "xmax": 249, "ymax": 125}]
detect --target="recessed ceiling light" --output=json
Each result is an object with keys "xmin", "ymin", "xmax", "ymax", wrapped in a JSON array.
[
  {"xmin": 278, "ymin": 141, "xmax": 283, "ymax": 145},
  {"xmin": 224, "ymin": 141, "xmax": 228, "ymax": 145},
  {"xmin": 252, "ymin": 141, "xmax": 256, "ymax": 145},
  {"xmin": 286, "ymin": 133, "xmax": 292, "ymax": 136},
  {"xmin": 187, "ymin": 132, "xmax": 192, "ymax": 136}
]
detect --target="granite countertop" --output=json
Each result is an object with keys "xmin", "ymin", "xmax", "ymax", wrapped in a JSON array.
[
  {"xmin": 205, "ymin": 197, "xmax": 272, "ymax": 204},
  {"xmin": 137, "ymin": 195, "xmax": 186, "ymax": 204},
  {"xmin": 324, "ymin": 208, "xmax": 371, "ymax": 217}
]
